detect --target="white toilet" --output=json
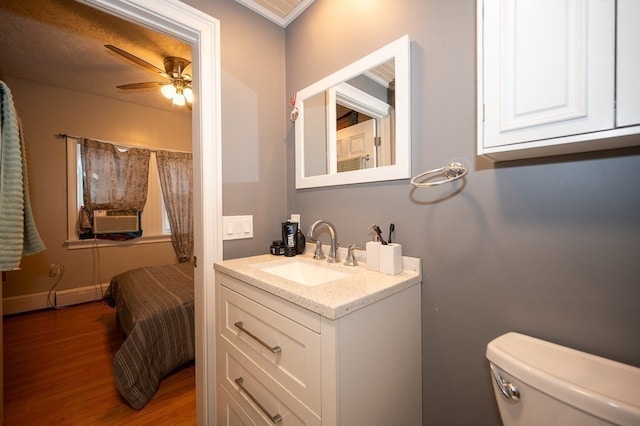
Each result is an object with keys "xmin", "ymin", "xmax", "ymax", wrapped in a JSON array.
[{"xmin": 486, "ymin": 332, "xmax": 640, "ymax": 426}]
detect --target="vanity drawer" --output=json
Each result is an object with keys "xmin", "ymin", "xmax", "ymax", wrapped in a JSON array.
[
  {"xmin": 218, "ymin": 281, "xmax": 321, "ymax": 413},
  {"xmin": 220, "ymin": 343, "xmax": 321, "ymax": 425},
  {"xmin": 218, "ymin": 385, "xmax": 259, "ymax": 426}
]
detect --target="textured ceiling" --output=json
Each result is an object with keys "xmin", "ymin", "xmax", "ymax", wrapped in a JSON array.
[
  {"xmin": 0, "ymin": 0, "xmax": 312, "ymax": 115},
  {"xmin": 0, "ymin": 0, "xmax": 193, "ymax": 115}
]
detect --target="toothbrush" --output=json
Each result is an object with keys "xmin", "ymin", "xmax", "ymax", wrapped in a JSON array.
[{"xmin": 371, "ymin": 225, "xmax": 388, "ymax": 245}]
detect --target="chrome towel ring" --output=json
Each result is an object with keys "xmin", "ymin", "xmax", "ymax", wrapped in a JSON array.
[{"xmin": 411, "ymin": 161, "xmax": 468, "ymax": 187}]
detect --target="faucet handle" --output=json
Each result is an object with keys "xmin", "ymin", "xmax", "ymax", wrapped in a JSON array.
[
  {"xmin": 344, "ymin": 244, "xmax": 364, "ymax": 266},
  {"xmin": 312, "ymin": 239, "xmax": 325, "ymax": 260}
]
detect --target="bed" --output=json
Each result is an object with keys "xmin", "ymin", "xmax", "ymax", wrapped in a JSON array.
[{"xmin": 104, "ymin": 262, "xmax": 195, "ymax": 410}]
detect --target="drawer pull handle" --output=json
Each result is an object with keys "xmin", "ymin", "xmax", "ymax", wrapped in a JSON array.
[
  {"xmin": 235, "ymin": 377, "xmax": 283, "ymax": 424},
  {"xmin": 234, "ymin": 321, "xmax": 282, "ymax": 354}
]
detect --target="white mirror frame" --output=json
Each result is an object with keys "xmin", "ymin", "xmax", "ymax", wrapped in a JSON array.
[{"xmin": 295, "ymin": 35, "xmax": 411, "ymax": 189}]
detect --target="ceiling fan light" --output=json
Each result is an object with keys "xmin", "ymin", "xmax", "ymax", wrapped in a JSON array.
[
  {"xmin": 161, "ymin": 83, "xmax": 177, "ymax": 99},
  {"xmin": 173, "ymin": 93, "xmax": 186, "ymax": 107},
  {"xmin": 184, "ymin": 87, "xmax": 193, "ymax": 103}
]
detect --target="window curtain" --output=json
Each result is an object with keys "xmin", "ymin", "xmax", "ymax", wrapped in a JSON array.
[
  {"xmin": 156, "ymin": 150, "xmax": 193, "ymax": 263},
  {"xmin": 79, "ymin": 138, "xmax": 150, "ymax": 211}
]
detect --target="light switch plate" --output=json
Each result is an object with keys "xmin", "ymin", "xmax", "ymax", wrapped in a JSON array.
[{"xmin": 222, "ymin": 215, "xmax": 254, "ymax": 240}]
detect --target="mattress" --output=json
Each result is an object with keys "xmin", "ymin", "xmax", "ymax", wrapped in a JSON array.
[{"xmin": 104, "ymin": 262, "xmax": 194, "ymax": 409}]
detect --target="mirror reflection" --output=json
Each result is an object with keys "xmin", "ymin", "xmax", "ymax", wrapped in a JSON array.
[
  {"xmin": 295, "ymin": 35, "xmax": 410, "ymax": 189},
  {"xmin": 334, "ymin": 59, "xmax": 395, "ymax": 173}
]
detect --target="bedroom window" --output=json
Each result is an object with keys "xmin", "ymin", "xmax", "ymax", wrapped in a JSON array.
[{"xmin": 66, "ymin": 137, "xmax": 172, "ymax": 248}]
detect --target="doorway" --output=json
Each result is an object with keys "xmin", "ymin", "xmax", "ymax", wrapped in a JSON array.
[{"xmin": 79, "ymin": 0, "xmax": 223, "ymax": 423}]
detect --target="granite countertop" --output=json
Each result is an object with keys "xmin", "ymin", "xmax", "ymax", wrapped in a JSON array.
[{"xmin": 214, "ymin": 245, "xmax": 422, "ymax": 320}]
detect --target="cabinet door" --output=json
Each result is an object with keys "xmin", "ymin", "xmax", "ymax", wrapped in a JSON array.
[
  {"xmin": 480, "ymin": 0, "xmax": 615, "ymax": 149},
  {"xmin": 616, "ymin": 0, "xmax": 640, "ymax": 127}
]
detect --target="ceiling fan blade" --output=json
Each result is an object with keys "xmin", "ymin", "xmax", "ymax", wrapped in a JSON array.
[
  {"xmin": 116, "ymin": 82, "xmax": 164, "ymax": 90},
  {"xmin": 105, "ymin": 45, "xmax": 169, "ymax": 77}
]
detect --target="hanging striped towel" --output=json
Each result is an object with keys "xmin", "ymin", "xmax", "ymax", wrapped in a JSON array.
[{"xmin": 0, "ymin": 80, "xmax": 46, "ymax": 271}]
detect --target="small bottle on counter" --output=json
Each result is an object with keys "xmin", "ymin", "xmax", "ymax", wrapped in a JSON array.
[
  {"xmin": 282, "ymin": 221, "xmax": 298, "ymax": 257},
  {"xmin": 270, "ymin": 240, "xmax": 285, "ymax": 255}
]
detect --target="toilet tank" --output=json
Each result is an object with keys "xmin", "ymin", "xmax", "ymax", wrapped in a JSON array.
[{"xmin": 486, "ymin": 332, "xmax": 640, "ymax": 426}]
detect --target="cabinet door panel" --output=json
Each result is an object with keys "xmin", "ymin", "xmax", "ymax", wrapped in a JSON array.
[
  {"xmin": 482, "ymin": 0, "xmax": 615, "ymax": 148},
  {"xmin": 617, "ymin": 0, "xmax": 640, "ymax": 127}
]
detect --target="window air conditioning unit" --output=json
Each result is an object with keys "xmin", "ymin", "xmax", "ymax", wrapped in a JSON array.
[{"xmin": 93, "ymin": 210, "xmax": 139, "ymax": 234}]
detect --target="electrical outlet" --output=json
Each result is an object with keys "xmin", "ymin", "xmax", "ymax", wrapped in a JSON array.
[{"xmin": 49, "ymin": 263, "xmax": 64, "ymax": 277}]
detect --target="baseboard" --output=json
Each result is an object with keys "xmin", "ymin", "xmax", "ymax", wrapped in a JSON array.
[
  {"xmin": 3, "ymin": 292, "xmax": 50, "ymax": 316},
  {"xmin": 55, "ymin": 284, "xmax": 106, "ymax": 308},
  {"xmin": 3, "ymin": 283, "xmax": 107, "ymax": 315}
]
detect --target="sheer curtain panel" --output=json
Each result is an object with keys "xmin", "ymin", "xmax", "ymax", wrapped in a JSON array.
[
  {"xmin": 156, "ymin": 150, "xmax": 193, "ymax": 262},
  {"xmin": 79, "ymin": 138, "xmax": 150, "ymax": 211}
]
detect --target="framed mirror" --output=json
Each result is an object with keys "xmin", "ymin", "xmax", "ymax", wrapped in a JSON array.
[{"xmin": 294, "ymin": 35, "xmax": 411, "ymax": 188}]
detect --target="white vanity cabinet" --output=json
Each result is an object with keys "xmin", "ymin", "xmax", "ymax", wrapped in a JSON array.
[
  {"xmin": 215, "ymin": 270, "xmax": 422, "ymax": 425},
  {"xmin": 477, "ymin": 0, "xmax": 640, "ymax": 161}
]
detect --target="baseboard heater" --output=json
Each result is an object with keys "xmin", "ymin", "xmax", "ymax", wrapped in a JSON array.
[
  {"xmin": 55, "ymin": 284, "xmax": 106, "ymax": 307},
  {"xmin": 2, "ymin": 284, "xmax": 108, "ymax": 315}
]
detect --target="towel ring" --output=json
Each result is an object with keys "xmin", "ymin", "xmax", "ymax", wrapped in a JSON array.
[{"xmin": 411, "ymin": 161, "xmax": 468, "ymax": 187}]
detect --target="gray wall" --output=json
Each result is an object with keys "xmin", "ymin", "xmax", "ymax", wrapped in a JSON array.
[
  {"xmin": 182, "ymin": 0, "xmax": 289, "ymax": 259},
  {"xmin": 285, "ymin": 0, "xmax": 640, "ymax": 424}
]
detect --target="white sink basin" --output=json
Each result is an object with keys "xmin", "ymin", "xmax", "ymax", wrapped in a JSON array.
[{"xmin": 258, "ymin": 259, "xmax": 351, "ymax": 286}]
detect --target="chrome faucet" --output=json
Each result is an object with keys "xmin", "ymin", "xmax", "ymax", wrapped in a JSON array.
[{"xmin": 307, "ymin": 219, "xmax": 339, "ymax": 263}]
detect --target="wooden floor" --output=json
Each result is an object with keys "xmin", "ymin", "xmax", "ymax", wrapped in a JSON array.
[{"xmin": 3, "ymin": 301, "xmax": 195, "ymax": 425}]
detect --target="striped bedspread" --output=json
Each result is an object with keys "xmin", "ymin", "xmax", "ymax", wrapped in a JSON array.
[{"xmin": 104, "ymin": 262, "xmax": 195, "ymax": 410}]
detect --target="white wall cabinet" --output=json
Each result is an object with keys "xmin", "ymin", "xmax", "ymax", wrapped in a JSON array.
[
  {"xmin": 478, "ymin": 0, "xmax": 640, "ymax": 161},
  {"xmin": 215, "ymin": 271, "xmax": 422, "ymax": 426},
  {"xmin": 616, "ymin": 0, "xmax": 640, "ymax": 128}
]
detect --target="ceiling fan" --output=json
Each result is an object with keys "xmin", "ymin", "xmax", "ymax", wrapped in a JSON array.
[{"xmin": 105, "ymin": 44, "xmax": 193, "ymax": 107}]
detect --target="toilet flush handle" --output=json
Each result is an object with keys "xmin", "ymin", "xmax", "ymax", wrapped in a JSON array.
[{"xmin": 490, "ymin": 364, "xmax": 520, "ymax": 402}]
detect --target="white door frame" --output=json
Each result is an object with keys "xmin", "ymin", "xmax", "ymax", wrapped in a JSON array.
[{"xmin": 77, "ymin": 0, "xmax": 222, "ymax": 423}]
